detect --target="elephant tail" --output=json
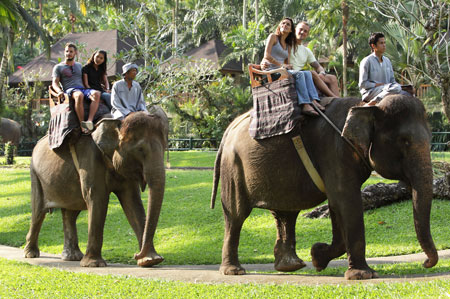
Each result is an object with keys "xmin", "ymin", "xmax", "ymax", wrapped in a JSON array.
[{"xmin": 210, "ymin": 141, "xmax": 223, "ymax": 209}]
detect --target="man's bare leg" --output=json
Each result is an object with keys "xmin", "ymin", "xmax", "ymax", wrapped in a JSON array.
[
  {"xmin": 73, "ymin": 91, "xmax": 85, "ymax": 124},
  {"xmin": 322, "ymin": 74, "xmax": 340, "ymax": 97},
  {"xmin": 311, "ymin": 71, "xmax": 339, "ymax": 97}
]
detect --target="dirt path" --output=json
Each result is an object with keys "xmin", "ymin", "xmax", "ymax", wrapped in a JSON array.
[{"xmin": 3, "ymin": 245, "xmax": 450, "ymax": 285}]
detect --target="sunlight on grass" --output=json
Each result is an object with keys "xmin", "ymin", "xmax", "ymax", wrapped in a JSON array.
[{"xmin": 1, "ymin": 153, "xmax": 450, "ymax": 281}]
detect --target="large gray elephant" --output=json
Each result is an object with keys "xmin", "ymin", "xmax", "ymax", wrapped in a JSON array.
[
  {"xmin": 24, "ymin": 108, "xmax": 168, "ymax": 267},
  {"xmin": 211, "ymin": 95, "xmax": 438, "ymax": 280},
  {"xmin": 0, "ymin": 117, "xmax": 21, "ymax": 145}
]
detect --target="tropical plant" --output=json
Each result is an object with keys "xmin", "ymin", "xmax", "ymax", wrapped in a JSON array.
[
  {"xmin": 370, "ymin": 0, "xmax": 450, "ymax": 120},
  {"xmin": 147, "ymin": 58, "xmax": 252, "ymax": 141}
]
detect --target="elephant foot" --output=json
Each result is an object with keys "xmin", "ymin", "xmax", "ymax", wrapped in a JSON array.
[
  {"xmin": 61, "ymin": 248, "xmax": 84, "ymax": 261},
  {"xmin": 345, "ymin": 267, "xmax": 379, "ymax": 280},
  {"xmin": 274, "ymin": 254, "xmax": 306, "ymax": 272},
  {"xmin": 137, "ymin": 255, "xmax": 164, "ymax": 267},
  {"xmin": 219, "ymin": 264, "xmax": 246, "ymax": 275},
  {"xmin": 311, "ymin": 242, "xmax": 332, "ymax": 271},
  {"xmin": 80, "ymin": 255, "xmax": 107, "ymax": 267},
  {"xmin": 24, "ymin": 244, "xmax": 40, "ymax": 258}
]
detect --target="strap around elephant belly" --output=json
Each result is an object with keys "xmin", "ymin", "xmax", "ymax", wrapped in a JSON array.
[{"xmin": 291, "ymin": 135, "xmax": 326, "ymax": 193}]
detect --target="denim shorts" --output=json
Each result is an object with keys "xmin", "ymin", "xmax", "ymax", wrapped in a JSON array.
[{"xmin": 65, "ymin": 87, "xmax": 97, "ymax": 98}]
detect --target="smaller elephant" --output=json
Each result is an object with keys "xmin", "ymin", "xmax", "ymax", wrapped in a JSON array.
[
  {"xmin": 24, "ymin": 108, "xmax": 168, "ymax": 267},
  {"xmin": 0, "ymin": 117, "xmax": 21, "ymax": 145}
]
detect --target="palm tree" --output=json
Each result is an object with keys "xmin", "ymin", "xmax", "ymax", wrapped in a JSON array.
[{"xmin": 0, "ymin": 0, "xmax": 50, "ymax": 103}]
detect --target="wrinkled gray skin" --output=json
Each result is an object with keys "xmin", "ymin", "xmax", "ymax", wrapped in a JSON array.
[
  {"xmin": 0, "ymin": 117, "xmax": 21, "ymax": 145},
  {"xmin": 24, "ymin": 108, "xmax": 168, "ymax": 267},
  {"xmin": 211, "ymin": 95, "xmax": 438, "ymax": 280}
]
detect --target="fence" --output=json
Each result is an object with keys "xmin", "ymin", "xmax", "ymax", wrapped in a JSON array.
[{"xmin": 1, "ymin": 132, "xmax": 449, "ymax": 156}]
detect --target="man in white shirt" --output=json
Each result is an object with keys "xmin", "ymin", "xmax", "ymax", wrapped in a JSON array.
[
  {"xmin": 290, "ymin": 22, "xmax": 340, "ymax": 98},
  {"xmin": 359, "ymin": 32, "xmax": 410, "ymax": 106},
  {"xmin": 111, "ymin": 63, "xmax": 149, "ymax": 120}
]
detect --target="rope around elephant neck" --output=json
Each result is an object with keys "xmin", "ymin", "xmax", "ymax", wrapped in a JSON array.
[{"xmin": 311, "ymin": 101, "xmax": 372, "ymax": 172}]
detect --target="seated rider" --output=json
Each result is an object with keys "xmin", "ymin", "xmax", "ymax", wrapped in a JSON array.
[
  {"xmin": 52, "ymin": 42, "xmax": 101, "ymax": 134},
  {"xmin": 82, "ymin": 50, "xmax": 112, "ymax": 110},
  {"xmin": 359, "ymin": 32, "xmax": 411, "ymax": 106},
  {"xmin": 291, "ymin": 21, "xmax": 340, "ymax": 98},
  {"xmin": 111, "ymin": 63, "xmax": 149, "ymax": 120},
  {"xmin": 260, "ymin": 17, "xmax": 323, "ymax": 117}
]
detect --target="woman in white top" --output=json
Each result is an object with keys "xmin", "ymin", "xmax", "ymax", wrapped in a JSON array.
[{"xmin": 260, "ymin": 18, "xmax": 321, "ymax": 116}]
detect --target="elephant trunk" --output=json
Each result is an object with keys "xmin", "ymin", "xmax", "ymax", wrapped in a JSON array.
[
  {"xmin": 408, "ymin": 150, "xmax": 438, "ymax": 268},
  {"xmin": 134, "ymin": 160, "xmax": 165, "ymax": 262}
]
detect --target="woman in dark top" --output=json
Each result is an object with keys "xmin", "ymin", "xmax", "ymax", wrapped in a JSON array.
[{"xmin": 82, "ymin": 50, "xmax": 112, "ymax": 110}]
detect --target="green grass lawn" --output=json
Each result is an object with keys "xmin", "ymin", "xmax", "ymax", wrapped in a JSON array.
[
  {"xmin": 1, "ymin": 167, "xmax": 449, "ymax": 266},
  {"xmin": 1, "ymin": 151, "xmax": 450, "ymax": 297},
  {"xmin": 2, "ymin": 258, "xmax": 450, "ymax": 299}
]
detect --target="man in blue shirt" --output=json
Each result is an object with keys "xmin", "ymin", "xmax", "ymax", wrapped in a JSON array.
[{"xmin": 359, "ymin": 32, "xmax": 410, "ymax": 106}]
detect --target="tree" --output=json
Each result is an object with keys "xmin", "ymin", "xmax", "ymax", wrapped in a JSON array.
[
  {"xmin": 370, "ymin": 0, "xmax": 450, "ymax": 120},
  {"xmin": 0, "ymin": 0, "xmax": 50, "ymax": 107}
]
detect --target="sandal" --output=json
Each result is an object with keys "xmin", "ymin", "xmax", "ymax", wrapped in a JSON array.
[{"xmin": 81, "ymin": 121, "xmax": 94, "ymax": 131}]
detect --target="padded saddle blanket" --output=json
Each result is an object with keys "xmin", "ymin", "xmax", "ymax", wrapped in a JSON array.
[
  {"xmin": 48, "ymin": 100, "xmax": 110, "ymax": 149},
  {"xmin": 249, "ymin": 77, "xmax": 301, "ymax": 139}
]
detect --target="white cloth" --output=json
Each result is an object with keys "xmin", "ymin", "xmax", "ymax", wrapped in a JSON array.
[
  {"xmin": 111, "ymin": 79, "xmax": 148, "ymax": 119},
  {"xmin": 290, "ymin": 44, "xmax": 316, "ymax": 71}
]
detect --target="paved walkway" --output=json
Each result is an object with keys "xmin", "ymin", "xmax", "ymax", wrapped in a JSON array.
[{"xmin": 2, "ymin": 244, "xmax": 450, "ymax": 285}]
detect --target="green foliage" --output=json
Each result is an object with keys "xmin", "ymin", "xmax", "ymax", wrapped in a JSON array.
[
  {"xmin": 223, "ymin": 21, "xmax": 269, "ymax": 66},
  {"xmin": 4, "ymin": 142, "xmax": 15, "ymax": 165},
  {"xmin": 3, "ymin": 71, "xmax": 49, "ymax": 141},
  {"xmin": 148, "ymin": 58, "xmax": 252, "ymax": 140}
]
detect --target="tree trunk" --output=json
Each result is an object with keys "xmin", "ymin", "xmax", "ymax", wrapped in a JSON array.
[
  {"xmin": 303, "ymin": 174, "xmax": 450, "ymax": 219},
  {"xmin": 341, "ymin": 1, "xmax": 349, "ymax": 97},
  {"xmin": 0, "ymin": 51, "xmax": 8, "ymax": 103},
  {"xmin": 243, "ymin": 0, "xmax": 247, "ymax": 29},
  {"xmin": 441, "ymin": 73, "xmax": 450, "ymax": 120}
]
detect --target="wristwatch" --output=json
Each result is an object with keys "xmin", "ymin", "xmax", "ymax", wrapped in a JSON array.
[{"xmin": 319, "ymin": 71, "xmax": 326, "ymax": 75}]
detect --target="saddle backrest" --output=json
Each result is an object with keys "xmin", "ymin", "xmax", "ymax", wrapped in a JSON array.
[
  {"xmin": 48, "ymin": 85, "xmax": 70, "ymax": 109},
  {"xmin": 248, "ymin": 64, "xmax": 290, "ymax": 88}
]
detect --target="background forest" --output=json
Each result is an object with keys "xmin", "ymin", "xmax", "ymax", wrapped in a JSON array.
[{"xmin": 0, "ymin": 0, "xmax": 449, "ymax": 144}]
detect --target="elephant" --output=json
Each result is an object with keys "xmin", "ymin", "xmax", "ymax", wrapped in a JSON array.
[
  {"xmin": 0, "ymin": 117, "xmax": 21, "ymax": 145},
  {"xmin": 24, "ymin": 108, "xmax": 168, "ymax": 268},
  {"xmin": 210, "ymin": 94, "xmax": 438, "ymax": 280}
]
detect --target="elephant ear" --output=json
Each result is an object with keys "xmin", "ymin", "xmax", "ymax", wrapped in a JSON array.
[
  {"xmin": 342, "ymin": 106, "xmax": 378, "ymax": 157},
  {"xmin": 92, "ymin": 118, "xmax": 122, "ymax": 159}
]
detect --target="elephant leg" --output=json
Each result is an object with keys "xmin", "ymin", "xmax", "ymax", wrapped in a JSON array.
[
  {"xmin": 329, "ymin": 193, "xmax": 378, "ymax": 280},
  {"xmin": 24, "ymin": 171, "xmax": 46, "ymax": 258},
  {"xmin": 117, "ymin": 187, "xmax": 164, "ymax": 267},
  {"xmin": 220, "ymin": 205, "xmax": 250, "ymax": 275},
  {"xmin": 80, "ymin": 192, "xmax": 108, "ymax": 267},
  {"xmin": 311, "ymin": 208, "xmax": 346, "ymax": 271},
  {"xmin": 116, "ymin": 187, "xmax": 146, "ymax": 247},
  {"xmin": 61, "ymin": 209, "xmax": 84, "ymax": 261},
  {"xmin": 271, "ymin": 210, "xmax": 306, "ymax": 272}
]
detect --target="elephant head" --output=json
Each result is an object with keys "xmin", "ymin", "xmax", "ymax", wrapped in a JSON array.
[
  {"xmin": 92, "ymin": 108, "xmax": 169, "ymax": 266},
  {"xmin": 342, "ymin": 94, "xmax": 438, "ymax": 268}
]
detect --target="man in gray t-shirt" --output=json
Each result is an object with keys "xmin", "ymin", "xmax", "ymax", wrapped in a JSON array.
[{"xmin": 52, "ymin": 43, "xmax": 101, "ymax": 133}]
